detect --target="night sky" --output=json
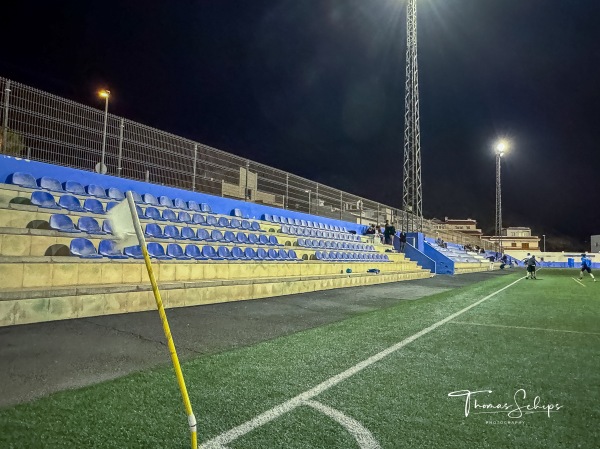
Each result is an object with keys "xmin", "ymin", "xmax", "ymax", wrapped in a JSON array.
[{"xmin": 2, "ymin": 0, "xmax": 599, "ymax": 250}]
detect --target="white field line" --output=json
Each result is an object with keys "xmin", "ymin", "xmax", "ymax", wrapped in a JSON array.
[
  {"xmin": 200, "ymin": 276, "xmax": 525, "ymax": 449},
  {"xmin": 571, "ymin": 277, "xmax": 586, "ymax": 287},
  {"xmin": 450, "ymin": 321, "xmax": 600, "ymax": 336},
  {"xmin": 304, "ymin": 400, "xmax": 381, "ymax": 449}
]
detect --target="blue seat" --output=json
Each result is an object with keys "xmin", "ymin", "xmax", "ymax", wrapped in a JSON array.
[
  {"xmin": 102, "ymin": 220, "xmax": 113, "ymax": 234},
  {"xmin": 278, "ymin": 216, "xmax": 287, "ymax": 224},
  {"xmin": 218, "ymin": 217, "xmax": 230, "ymax": 228},
  {"xmin": 188, "ymin": 200, "xmax": 200, "ymax": 212},
  {"xmin": 244, "ymin": 247, "xmax": 258, "ymax": 260},
  {"xmin": 206, "ymin": 215, "xmax": 218, "ymax": 226},
  {"xmin": 78, "ymin": 216, "xmax": 106, "ymax": 235},
  {"xmin": 262, "ymin": 213, "xmax": 272, "ymax": 222},
  {"xmin": 269, "ymin": 235, "xmax": 281, "ymax": 246},
  {"xmin": 135, "ymin": 205, "xmax": 147, "ymax": 218},
  {"xmin": 31, "ymin": 191, "xmax": 60, "ymax": 209},
  {"xmin": 202, "ymin": 245, "xmax": 221, "ymax": 260},
  {"xmin": 178, "ymin": 211, "xmax": 192, "ymax": 223},
  {"xmin": 143, "ymin": 193, "xmax": 159, "ymax": 206},
  {"xmin": 251, "ymin": 221, "xmax": 261, "ymax": 232},
  {"xmin": 181, "ymin": 227, "xmax": 197, "ymax": 240},
  {"xmin": 281, "ymin": 225, "xmax": 289, "ymax": 234},
  {"xmin": 129, "ymin": 191, "xmax": 143, "ymax": 203},
  {"xmin": 223, "ymin": 231, "xmax": 236, "ymax": 243},
  {"xmin": 231, "ymin": 246, "xmax": 245, "ymax": 260},
  {"xmin": 107, "ymin": 187, "xmax": 125, "ymax": 201},
  {"xmin": 288, "ymin": 249, "xmax": 299, "ymax": 260},
  {"xmin": 10, "ymin": 172, "xmax": 37, "ymax": 189},
  {"xmin": 278, "ymin": 249, "xmax": 289, "ymax": 260},
  {"xmin": 162, "ymin": 209, "xmax": 179, "ymax": 222},
  {"xmin": 63, "ymin": 180, "xmax": 86, "ymax": 195},
  {"xmin": 259, "ymin": 235, "xmax": 269, "ymax": 245},
  {"xmin": 217, "ymin": 246, "xmax": 234, "ymax": 259},
  {"xmin": 50, "ymin": 214, "xmax": 80, "ymax": 233},
  {"xmin": 230, "ymin": 218, "xmax": 242, "ymax": 229},
  {"xmin": 58, "ymin": 195, "xmax": 86, "ymax": 212},
  {"xmin": 294, "ymin": 219, "xmax": 301, "ymax": 226},
  {"xmin": 300, "ymin": 219, "xmax": 307, "ymax": 227},
  {"xmin": 256, "ymin": 248, "xmax": 268, "ymax": 260},
  {"xmin": 167, "ymin": 243, "xmax": 191, "ymax": 260},
  {"xmin": 232, "ymin": 208, "xmax": 243, "ymax": 217},
  {"xmin": 70, "ymin": 238, "xmax": 102, "ymax": 259},
  {"xmin": 83, "ymin": 198, "xmax": 105, "ymax": 214},
  {"xmin": 145, "ymin": 207, "xmax": 165, "ymax": 221},
  {"xmin": 248, "ymin": 234, "xmax": 259, "ymax": 244},
  {"xmin": 197, "ymin": 228, "xmax": 210, "ymax": 241},
  {"xmin": 164, "ymin": 225, "xmax": 181, "ymax": 239},
  {"xmin": 86, "ymin": 184, "xmax": 107, "ymax": 198},
  {"xmin": 185, "ymin": 244, "xmax": 207, "ymax": 260},
  {"xmin": 236, "ymin": 232, "xmax": 249, "ymax": 244},
  {"xmin": 98, "ymin": 240, "xmax": 128, "ymax": 259},
  {"xmin": 145, "ymin": 223, "xmax": 165, "ymax": 238},
  {"xmin": 174, "ymin": 198, "xmax": 189, "ymax": 210},
  {"xmin": 241, "ymin": 220, "xmax": 251, "ymax": 230},
  {"xmin": 148, "ymin": 242, "xmax": 172, "ymax": 260},
  {"xmin": 210, "ymin": 229, "xmax": 225, "ymax": 242},
  {"xmin": 272, "ymin": 215, "xmax": 279, "ymax": 223},
  {"xmin": 106, "ymin": 201, "xmax": 119, "ymax": 212},
  {"xmin": 200, "ymin": 203, "xmax": 212, "ymax": 213},
  {"xmin": 124, "ymin": 245, "xmax": 144, "ymax": 259},
  {"xmin": 159, "ymin": 196, "xmax": 173, "ymax": 208},
  {"xmin": 286, "ymin": 217, "xmax": 294, "ymax": 225},
  {"xmin": 297, "ymin": 238, "xmax": 306, "ymax": 247},
  {"xmin": 315, "ymin": 251, "xmax": 324, "ymax": 260},
  {"xmin": 39, "ymin": 176, "xmax": 64, "ymax": 192},
  {"xmin": 267, "ymin": 248, "xmax": 279, "ymax": 260},
  {"xmin": 192, "ymin": 214, "xmax": 206, "ymax": 225}
]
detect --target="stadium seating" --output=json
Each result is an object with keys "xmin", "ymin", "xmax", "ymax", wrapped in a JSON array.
[
  {"xmin": 167, "ymin": 243, "xmax": 191, "ymax": 260},
  {"xmin": 70, "ymin": 238, "xmax": 102, "ymax": 259},
  {"xmin": 31, "ymin": 191, "xmax": 60, "ymax": 209},
  {"xmin": 164, "ymin": 225, "xmax": 181, "ymax": 239},
  {"xmin": 107, "ymin": 187, "xmax": 125, "ymax": 201},
  {"xmin": 86, "ymin": 184, "xmax": 107, "ymax": 198},
  {"xmin": 159, "ymin": 196, "xmax": 173, "ymax": 208},
  {"xmin": 147, "ymin": 242, "xmax": 171, "ymax": 260},
  {"xmin": 49, "ymin": 214, "xmax": 80, "ymax": 233},
  {"xmin": 185, "ymin": 244, "xmax": 207, "ymax": 260},
  {"xmin": 174, "ymin": 198, "xmax": 189, "ymax": 210},
  {"xmin": 11, "ymin": 172, "xmax": 37, "ymax": 189},
  {"xmin": 58, "ymin": 195, "xmax": 86, "ymax": 212},
  {"xmin": 143, "ymin": 193, "xmax": 159, "ymax": 206},
  {"xmin": 78, "ymin": 216, "xmax": 106, "ymax": 235},
  {"xmin": 98, "ymin": 240, "xmax": 128, "ymax": 259},
  {"xmin": 83, "ymin": 198, "xmax": 105, "ymax": 214},
  {"xmin": 39, "ymin": 176, "xmax": 64, "ymax": 192}
]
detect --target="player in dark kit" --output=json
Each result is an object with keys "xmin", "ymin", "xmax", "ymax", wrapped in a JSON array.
[
  {"xmin": 524, "ymin": 254, "xmax": 538, "ymax": 279},
  {"xmin": 579, "ymin": 254, "xmax": 596, "ymax": 282}
]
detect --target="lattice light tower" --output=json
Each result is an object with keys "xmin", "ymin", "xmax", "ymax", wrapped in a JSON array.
[
  {"xmin": 402, "ymin": 0, "xmax": 423, "ymax": 232},
  {"xmin": 495, "ymin": 141, "xmax": 507, "ymax": 253}
]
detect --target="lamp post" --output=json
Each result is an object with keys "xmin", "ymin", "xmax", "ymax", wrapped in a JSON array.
[
  {"xmin": 543, "ymin": 234, "xmax": 546, "ymax": 253},
  {"xmin": 495, "ymin": 140, "xmax": 508, "ymax": 255},
  {"xmin": 305, "ymin": 189, "xmax": 311, "ymax": 214},
  {"xmin": 97, "ymin": 89, "xmax": 110, "ymax": 174}
]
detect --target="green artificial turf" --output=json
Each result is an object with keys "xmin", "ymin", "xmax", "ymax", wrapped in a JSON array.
[{"xmin": 0, "ymin": 270, "xmax": 598, "ymax": 448}]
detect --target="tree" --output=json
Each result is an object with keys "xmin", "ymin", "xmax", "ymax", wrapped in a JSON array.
[{"xmin": 0, "ymin": 128, "xmax": 25, "ymax": 156}]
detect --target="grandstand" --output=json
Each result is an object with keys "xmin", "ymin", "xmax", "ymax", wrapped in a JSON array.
[{"xmin": 0, "ymin": 78, "xmax": 497, "ymax": 327}]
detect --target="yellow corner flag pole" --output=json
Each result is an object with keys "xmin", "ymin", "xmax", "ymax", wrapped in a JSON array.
[{"xmin": 125, "ymin": 191, "xmax": 197, "ymax": 449}]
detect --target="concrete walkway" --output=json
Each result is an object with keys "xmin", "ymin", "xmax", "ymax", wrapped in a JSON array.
[{"xmin": 0, "ymin": 270, "xmax": 511, "ymax": 408}]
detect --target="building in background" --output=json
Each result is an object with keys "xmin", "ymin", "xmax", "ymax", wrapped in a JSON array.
[
  {"xmin": 591, "ymin": 235, "xmax": 600, "ymax": 253},
  {"xmin": 431, "ymin": 217, "xmax": 483, "ymax": 237},
  {"xmin": 482, "ymin": 227, "xmax": 540, "ymax": 251}
]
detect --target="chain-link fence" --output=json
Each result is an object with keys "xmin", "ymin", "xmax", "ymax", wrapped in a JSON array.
[{"xmin": 0, "ymin": 76, "xmax": 493, "ymax": 249}]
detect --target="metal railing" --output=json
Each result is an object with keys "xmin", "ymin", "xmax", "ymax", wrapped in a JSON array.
[{"xmin": 0, "ymin": 76, "xmax": 493, "ymax": 250}]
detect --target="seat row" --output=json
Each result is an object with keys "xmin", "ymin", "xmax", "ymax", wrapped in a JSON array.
[
  {"xmin": 48, "ymin": 214, "xmax": 278, "ymax": 245},
  {"xmin": 315, "ymin": 251, "xmax": 390, "ymax": 262},
  {"xmin": 70, "ymin": 238, "xmax": 300, "ymax": 262},
  {"xmin": 297, "ymin": 238, "xmax": 374, "ymax": 252},
  {"xmin": 263, "ymin": 213, "xmax": 350, "ymax": 233},
  {"xmin": 9, "ymin": 172, "xmax": 215, "ymax": 213},
  {"xmin": 280, "ymin": 224, "xmax": 360, "ymax": 242}
]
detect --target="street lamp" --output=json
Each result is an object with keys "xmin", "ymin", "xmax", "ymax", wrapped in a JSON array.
[
  {"xmin": 305, "ymin": 189, "xmax": 311, "ymax": 214},
  {"xmin": 542, "ymin": 234, "xmax": 546, "ymax": 253},
  {"xmin": 97, "ymin": 89, "xmax": 110, "ymax": 174},
  {"xmin": 495, "ymin": 139, "xmax": 509, "ymax": 254}
]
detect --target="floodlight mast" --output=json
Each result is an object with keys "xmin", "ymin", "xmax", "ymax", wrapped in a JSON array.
[
  {"xmin": 495, "ymin": 140, "xmax": 507, "ymax": 253},
  {"xmin": 402, "ymin": 0, "xmax": 422, "ymax": 233}
]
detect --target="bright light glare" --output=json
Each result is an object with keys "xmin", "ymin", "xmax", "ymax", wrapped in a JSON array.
[
  {"xmin": 98, "ymin": 90, "xmax": 110, "ymax": 98},
  {"xmin": 495, "ymin": 139, "xmax": 509, "ymax": 155}
]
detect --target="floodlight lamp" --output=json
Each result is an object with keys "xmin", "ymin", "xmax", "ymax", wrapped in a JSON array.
[
  {"xmin": 98, "ymin": 89, "xmax": 111, "ymax": 98},
  {"xmin": 495, "ymin": 140, "xmax": 508, "ymax": 155}
]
